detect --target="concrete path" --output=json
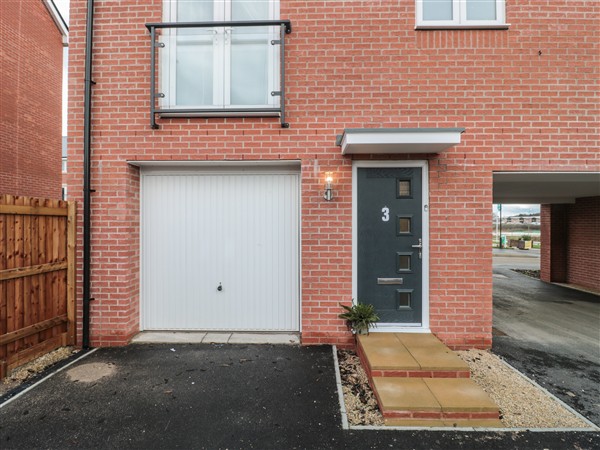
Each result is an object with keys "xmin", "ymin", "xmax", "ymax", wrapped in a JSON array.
[
  {"xmin": 1, "ymin": 344, "xmax": 599, "ymax": 449},
  {"xmin": 492, "ymin": 247, "xmax": 540, "ymax": 270},
  {"xmin": 492, "ymin": 249, "xmax": 600, "ymax": 426}
]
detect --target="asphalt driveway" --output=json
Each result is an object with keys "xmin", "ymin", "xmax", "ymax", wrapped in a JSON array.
[
  {"xmin": 492, "ymin": 248, "xmax": 600, "ymax": 426},
  {"xmin": 1, "ymin": 343, "xmax": 599, "ymax": 449}
]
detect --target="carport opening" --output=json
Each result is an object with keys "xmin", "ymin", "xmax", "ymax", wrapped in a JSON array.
[
  {"xmin": 493, "ymin": 171, "xmax": 600, "ymax": 292},
  {"xmin": 492, "ymin": 203, "xmax": 540, "ymax": 277}
]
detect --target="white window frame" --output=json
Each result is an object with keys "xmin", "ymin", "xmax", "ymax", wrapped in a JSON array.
[
  {"xmin": 161, "ymin": 0, "xmax": 280, "ymax": 112},
  {"xmin": 416, "ymin": 0, "xmax": 508, "ymax": 29}
]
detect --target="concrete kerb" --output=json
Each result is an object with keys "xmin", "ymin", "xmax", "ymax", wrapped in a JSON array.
[
  {"xmin": 131, "ymin": 331, "xmax": 300, "ymax": 345},
  {"xmin": 331, "ymin": 346, "xmax": 600, "ymax": 433},
  {"xmin": 0, "ymin": 348, "xmax": 99, "ymax": 410},
  {"xmin": 332, "ymin": 346, "xmax": 349, "ymax": 430}
]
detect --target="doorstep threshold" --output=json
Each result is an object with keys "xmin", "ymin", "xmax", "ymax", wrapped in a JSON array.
[{"xmin": 131, "ymin": 331, "xmax": 300, "ymax": 345}]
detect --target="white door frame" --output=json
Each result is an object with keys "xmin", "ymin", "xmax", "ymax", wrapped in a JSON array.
[{"xmin": 352, "ymin": 160, "xmax": 430, "ymax": 333}]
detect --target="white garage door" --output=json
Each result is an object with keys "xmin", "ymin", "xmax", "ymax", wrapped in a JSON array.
[{"xmin": 141, "ymin": 165, "xmax": 300, "ymax": 331}]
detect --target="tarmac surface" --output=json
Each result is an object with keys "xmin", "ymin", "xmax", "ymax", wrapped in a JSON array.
[
  {"xmin": 1, "ymin": 344, "xmax": 599, "ymax": 449},
  {"xmin": 492, "ymin": 248, "xmax": 600, "ymax": 427}
]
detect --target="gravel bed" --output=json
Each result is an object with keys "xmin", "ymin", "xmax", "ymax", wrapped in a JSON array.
[
  {"xmin": 0, "ymin": 347, "xmax": 77, "ymax": 397},
  {"xmin": 337, "ymin": 350, "xmax": 384, "ymax": 425},
  {"xmin": 511, "ymin": 268, "xmax": 541, "ymax": 279},
  {"xmin": 457, "ymin": 349, "xmax": 589, "ymax": 428},
  {"xmin": 338, "ymin": 348, "xmax": 590, "ymax": 428}
]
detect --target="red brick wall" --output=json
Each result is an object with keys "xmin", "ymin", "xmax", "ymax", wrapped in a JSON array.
[
  {"xmin": 541, "ymin": 198, "xmax": 599, "ymax": 291},
  {"xmin": 0, "ymin": 1, "xmax": 64, "ymax": 199},
  {"xmin": 567, "ymin": 197, "xmax": 600, "ymax": 291},
  {"xmin": 540, "ymin": 204, "xmax": 568, "ymax": 283},
  {"xmin": 540, "ymin": 204, "xmax": 551, "ymax": 281},
  {"xmin": 67, "ymin": 1, "xmax": 600, "ymax": 348}
]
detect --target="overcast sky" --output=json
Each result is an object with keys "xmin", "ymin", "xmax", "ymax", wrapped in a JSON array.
[
  {"xmin": 54, "ymin": 0, "xmax": 69, "ymax": 24},
  {"xmin": 493, "ymin": 204, "xmax": 540, "ymax": 217},
  {"xmin": 53, "ymin": 0, "xmax": 69, "ymax": 135}
]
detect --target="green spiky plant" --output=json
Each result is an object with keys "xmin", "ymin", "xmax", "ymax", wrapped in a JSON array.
[{"xmin": 339, "ymin": 302, "xmax": 380, "ymax": 335}]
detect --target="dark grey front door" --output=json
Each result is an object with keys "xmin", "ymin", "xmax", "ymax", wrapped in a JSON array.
[{"xmin": 357, "ymin": 167, "xmax": 423, "ymax": 324}]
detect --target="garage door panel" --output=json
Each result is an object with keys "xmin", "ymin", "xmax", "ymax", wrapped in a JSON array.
[{"xmin": 141, "ymin": 170, "xmax": 299, "ymax": 331}]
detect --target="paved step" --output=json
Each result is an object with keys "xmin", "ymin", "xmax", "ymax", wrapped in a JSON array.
[
  {"xmin": 357, "ymin": 333, "xmax": 471, "ymax": 378},
  {"xmin": 372, "ymin": 377, "xmax": 500, "ymax": 422},
  {"xmin": 357, "ymin": 332, "xmax": 501, "ymax": 428},
  {"xmin": 384, "ymin": 418, "xmax": 504, "ymax": 428}
]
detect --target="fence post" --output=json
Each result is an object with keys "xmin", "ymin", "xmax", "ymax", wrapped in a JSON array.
[{"xmin": 67, "ymin": 201, "xmax": 77, "ymax": 346}]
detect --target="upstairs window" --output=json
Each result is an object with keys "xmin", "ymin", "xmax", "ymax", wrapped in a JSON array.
[
  {"xmin": 161, "ymin": 0, "xmax": 280, "ymax": 111},
  {"xmin": 416, "ymin": 0, "xmax": 506, "ymax": 28}
]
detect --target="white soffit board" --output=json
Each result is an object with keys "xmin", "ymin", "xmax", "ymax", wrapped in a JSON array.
[
  {"xmin": 338, "ymin": 128, "xmax": 465, "ymax": 155},
  {"xmin": 493, "ymin": 172, "xmax": 600, "ymax": 204}
]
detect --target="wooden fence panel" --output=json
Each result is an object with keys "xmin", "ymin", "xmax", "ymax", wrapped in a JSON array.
[{"xmin": 0, "ymin": 195, "xmax": 76, "ymax": 378}]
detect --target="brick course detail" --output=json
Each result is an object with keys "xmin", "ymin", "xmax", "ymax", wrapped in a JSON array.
[
  {"xmin": 67, "ymin": 1, "xmax": 600, "ymax": 347},
  {"xmin": 0, "ymin": 1, "xmax": 64, "ymax": 199}
]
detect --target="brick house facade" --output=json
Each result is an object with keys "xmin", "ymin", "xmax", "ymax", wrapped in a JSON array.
[
  {"xmin": 67, "ymin": 1, "xmax": 599, "ymax": 348},
  {"xmin": 0, "ymin": 1, "xmax": 67, "ymax": 199}
]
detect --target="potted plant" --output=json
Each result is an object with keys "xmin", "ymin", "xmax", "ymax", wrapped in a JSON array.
[{"xmin": 339, "ymin": 302, "xmax": 379, "ymax": 335}]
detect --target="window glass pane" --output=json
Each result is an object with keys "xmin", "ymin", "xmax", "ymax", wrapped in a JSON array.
[
  {"xmin": 232, "ymin": 0, "xmax": 269, "ymax": 20},
  {"xmin": 422, "ymin": 0, "xmax": 453, "ymax": 21},
  {"xmin": 467, "ymin": 0, "xmax": 496, "ymax": 20},
  {"xmin": 178, "ymin": 0, "xmax": 214, "ymax": 20},
  {"xmin": 178, "ymin": 0, "xmax": 214, "ymax": 35},
  {"xmin": 398, "ymin": 180, "xmax": 411, "ymax": 197},
  {"xmin": 398, "ymin": 254, "xmax": 411, "ymax": 271},
  {"xmin": 231, "ymin": 32, "xmax": 269, "ymax": 105},
  {"xmin": 176, "ymin": 35, "xmax": 214, "ymax": 106},
  {"xmin": 397, "ymin": 292, "xmax": 412, "ymax": 309},
  {"xmin": 398, "ymin": 217, "xmax": 411, "ymax": 234},
  {"xmin": 230, "ymin": 0, "xmax": 271, "ymax": 105}
]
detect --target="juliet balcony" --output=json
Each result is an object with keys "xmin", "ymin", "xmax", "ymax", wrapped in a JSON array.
[{"xmin": 145, "ymin": 20, "xmax": 292, "ymax": 129}]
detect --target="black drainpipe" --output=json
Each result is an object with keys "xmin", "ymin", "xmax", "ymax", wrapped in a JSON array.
[{"xmin": 82, "ymin": 0, "xmax": 95, "ymax": 349}]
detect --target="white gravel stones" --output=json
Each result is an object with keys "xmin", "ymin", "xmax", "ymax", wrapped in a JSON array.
[
  {"xmin": 457, "ymin": 349, "xmax": 589, "ymax": 429},
  {"xmin": 338, "ymin": 348, "xmax": 591, "ymax": 428}
]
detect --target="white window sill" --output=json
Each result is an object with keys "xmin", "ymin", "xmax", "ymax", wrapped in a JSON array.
[
  {"xmin": 415, "ymin": 24, "xmax": 510, "ymax": 30},
  {"xmin": 158, "ymin": 110, "xmax": 281, "ymax": 119}
]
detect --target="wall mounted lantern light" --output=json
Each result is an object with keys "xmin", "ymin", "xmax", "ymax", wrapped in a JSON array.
[{"xmin": 323, "ymin": 172, "xmax": 334, "ymax": 201}]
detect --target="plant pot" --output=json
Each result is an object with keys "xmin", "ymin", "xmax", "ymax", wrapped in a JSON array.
[{"xmin": 517, "ymin": 240, "xmax": 532, "ymax": 250}]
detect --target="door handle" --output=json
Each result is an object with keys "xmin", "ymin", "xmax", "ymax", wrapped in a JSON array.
[{"xmin": 412, "ymin": 238, "xmax": 422, "ymax": 259}]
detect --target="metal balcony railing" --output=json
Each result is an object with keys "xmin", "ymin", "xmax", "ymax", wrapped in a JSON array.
[{"xmin": 145, "ymin": 20, "xmax": 292, "ymax": 129}]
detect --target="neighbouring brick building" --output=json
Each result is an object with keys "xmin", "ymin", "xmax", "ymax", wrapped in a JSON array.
[
  {"xmin": 0, "ymin": 0, "xmax": 68, "ymax": 199},
  {"xmin": 541, "ymin": 197, "xmax": 600, "ymax": 292},
  {"xmin": 67, "ymin": 1, "xmax": 599, "ymax": 348}
]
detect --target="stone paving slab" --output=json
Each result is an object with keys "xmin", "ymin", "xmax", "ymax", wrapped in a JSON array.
[
  {"xmin": 358, "ymin": 333, "xmax": 469, "ymax": 373},
  {"xmin": 424, "ymin": 378, "xmax": 499, "ymax": 413},
  {"xmin": 358, "ymin": 334, "xmax": 420, "ymax": 370},
  {"xmin": 373, "ymin": 377, "xmax": 440, "ymax": 412}
]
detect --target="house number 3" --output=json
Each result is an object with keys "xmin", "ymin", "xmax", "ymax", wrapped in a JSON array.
[{"xmin": 381, "ymin": 207, "xmax": 390, "ymax": 222}]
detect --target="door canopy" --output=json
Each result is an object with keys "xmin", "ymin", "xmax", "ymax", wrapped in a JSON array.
[{"xmin": 336, "ymin": 128, "xmax": 465, "ymax": 155}]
